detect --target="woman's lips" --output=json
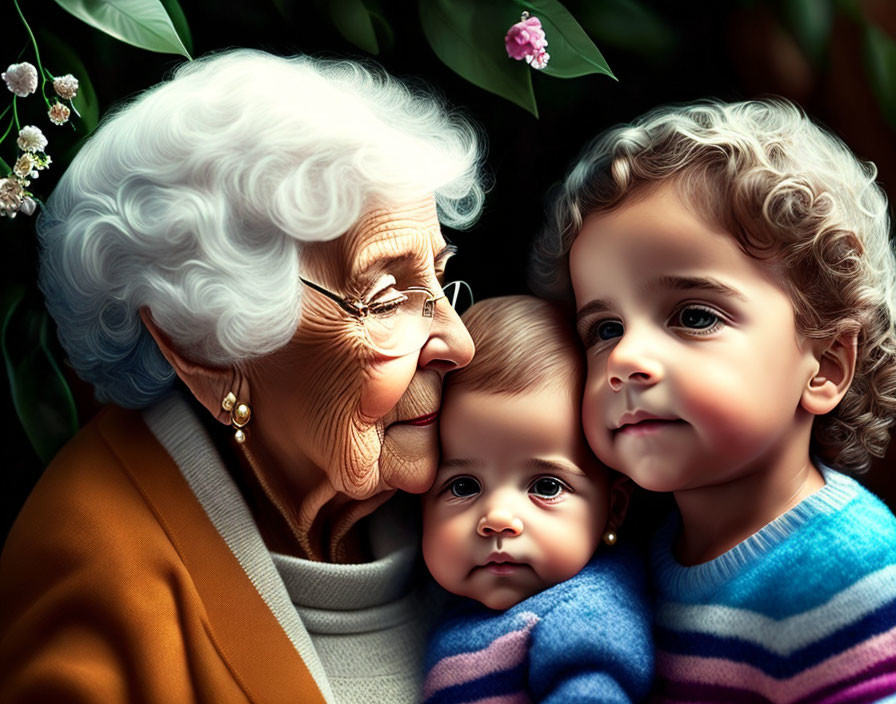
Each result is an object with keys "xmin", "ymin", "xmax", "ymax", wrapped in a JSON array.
[{"xmin": 392, "ymin": 411, "xmax": 439, "ymax": 427}]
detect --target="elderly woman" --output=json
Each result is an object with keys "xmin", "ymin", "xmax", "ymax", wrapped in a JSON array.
[{"xmin": 0, "ymin": 50, "xmax": 484, "ymax": 703}]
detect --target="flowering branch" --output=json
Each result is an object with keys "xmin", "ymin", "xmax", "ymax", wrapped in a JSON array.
[{"xmin": 1, "ymin": 0, "xmax": 80, "ymax": 219}]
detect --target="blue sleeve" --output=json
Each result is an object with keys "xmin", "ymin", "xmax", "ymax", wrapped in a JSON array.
[{"xmin": 527, "ymin": 549, "xmax": 654, "ymax": 704}]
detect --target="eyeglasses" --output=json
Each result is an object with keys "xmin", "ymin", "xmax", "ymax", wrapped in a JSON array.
[{"xmin": 299, "ymin": 277, "xmax": 474, "ymax": 357}]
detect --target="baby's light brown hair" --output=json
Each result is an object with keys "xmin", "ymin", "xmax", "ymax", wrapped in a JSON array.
[{"xmin": 446, "ymin": 295, "xmax": 583, "ymax": 402}]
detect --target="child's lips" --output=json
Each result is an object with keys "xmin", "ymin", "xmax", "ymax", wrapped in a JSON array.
[
  {"xmin": 613, "ymin": 410, "xmax": 686, "ymax": 436},
  {"xmin": 476, "ymin": 552, "xmax": 528, "ymax": 575},
  {"xmin": 482, "ymin": 562, "xmax": 525, "ymax": 575},
  {"xmin": 616, "ymin": 418, "xmax": 687, "ymax": 437}
]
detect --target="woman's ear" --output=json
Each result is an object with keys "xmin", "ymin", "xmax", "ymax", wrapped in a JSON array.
[
  {"xmin": 140, "ymin": 307, "xmax": 244, "ymax": 425},
  {"xmin": 606, "ymin": 475, "xmax": 635, "ymax": 534},
  {"xmin": 801, "ymin": 332, "xmax": 858, "ymax": 416}
]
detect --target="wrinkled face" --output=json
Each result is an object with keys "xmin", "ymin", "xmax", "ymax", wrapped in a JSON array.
[
  {"xmin": 422, "ymin": 387, "xmax": 608, "ymax": 610},
  {"xmin": 570, "ymin": 182, "xmax": 817, "ymax": 494},
  {"xmin": 248, "ymin": 197, "xmax": 474, "ymax": 499}
]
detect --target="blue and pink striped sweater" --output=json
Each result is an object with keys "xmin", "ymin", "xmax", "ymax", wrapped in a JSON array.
[
  {"xmin": 650, "ymin": 466, "xmax": 896, "ymax": 703},
  {"xmin": 422, "ymin": 545, "xmax": 653, "ymax": 703}
]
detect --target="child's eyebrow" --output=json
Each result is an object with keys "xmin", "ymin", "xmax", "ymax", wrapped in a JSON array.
[
  {"xmin": 576, "ymin": 275, "xmax": 747, "ymax": 322},
  {"xmin": 524, "ymin": 458, "xmax": 586, "ymax": 477},
  {"xmin": 651, "ymin": 275, "xmax": 747, "ymax": 301},
  {"xmin": 438, "ymin": 458, "xmax": 476, "ymax": 470}
]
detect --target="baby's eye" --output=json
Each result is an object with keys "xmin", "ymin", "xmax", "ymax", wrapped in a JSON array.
[
  {"xmin": 448, "ymin": 476, "xmax": 481, "ymax": 498},
  {"xmin": 672, "ymin": 305, "xmax": 723, "ymax": 333},
  {"xmin": 529, "ymin": 477, "xmax": 569, "ymax": 500}
]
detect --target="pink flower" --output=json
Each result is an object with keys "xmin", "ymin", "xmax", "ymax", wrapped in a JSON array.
[
  {"xmin": 2, "ymin": 62, "xmax": 38, "ymax": 97},
  {"xmin": 526, "ymin": 49, "xmax": 550, "ymax": 70},
  {"xmin": 505, "ymin": 15, "xmax": 548, "ymax": 62},
  {"xmin": 48, "ymin": 102, "xmax": 71, "ymax": 126}
]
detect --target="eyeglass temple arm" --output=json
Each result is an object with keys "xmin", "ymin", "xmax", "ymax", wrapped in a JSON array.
[{"xmin": 299, "ymin": 277, "xmax": 365, "ymax": 317}]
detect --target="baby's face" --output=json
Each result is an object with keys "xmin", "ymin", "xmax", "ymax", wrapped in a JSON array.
[
  {"xmin": 422, "ymin": 386, "xmax": 609, "ymax": 610},
  {"xmin": 570, "ymin": 181, "xmax": 819, "ymax": 494}
]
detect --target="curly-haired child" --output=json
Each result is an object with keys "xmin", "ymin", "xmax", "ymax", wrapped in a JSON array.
[{"xmin": 532, "ymin": 98, "xmax": 896, "ymax": 702}]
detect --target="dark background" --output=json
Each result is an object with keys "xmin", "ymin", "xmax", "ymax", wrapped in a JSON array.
[{"xmin": 2, "ymin": 0, "xmax": 895, "ymax": 540}]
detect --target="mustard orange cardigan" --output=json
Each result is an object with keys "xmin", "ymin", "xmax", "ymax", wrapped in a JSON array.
[{"xmin": 0, "ymin": 405, "xmax": 326, "ymax": 703}]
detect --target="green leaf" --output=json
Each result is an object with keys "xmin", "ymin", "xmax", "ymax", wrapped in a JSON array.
[
  {"xmin": 2, "ymin": 293, "xmax": 79, "ymax": 465},
  {"xmin": 576, "ymin": 0, "xmax": 676, "ymax": 57},
  {"xmin": 158, "ymin": 0, "xmax": 193, "ymax": 56},
  {"xmin": 330, "ymin": 0, "xmax": 379, "ymax": 55},
  {"xmin": 419, "ymin": 0, "xmax": 538, "ymax": 116},
  {"xmin": 863, "ymin": 24, "xmax": 896, "ymax": 129},
  {"xmin": 514, "ymin": 0, "xmax": 615, "ymax": 79},
  {"xmin": 364, "ymin": 0, "xmax": 395, "ymax": 52},
  {"xmin": 52, "ymin": 0, "xmax": 192, "ymax": 59},
  {"xmin": 780, "ymin": 0, "xmax": 833, "ymax": 66},
  {"xmin": 39, "ymin": 29, "xmax": 101, "ymax": 134}
]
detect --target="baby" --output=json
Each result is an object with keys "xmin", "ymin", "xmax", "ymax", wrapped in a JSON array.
[
  {"xmin": 420, "ymin": 295, "xmax": 653, "ymax": 704},
  {"xmin": 532, "ymin": 99, "xmax": 896, "ymax": 701}
]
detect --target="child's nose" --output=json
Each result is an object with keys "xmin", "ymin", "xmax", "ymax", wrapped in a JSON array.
[
  {"xmin": 606, "ymin": 326, "xmax": 664, "ymax": 391},
  {"xmin": 477, "ymin": 507, "xmax": 524, "ymax": 537}
]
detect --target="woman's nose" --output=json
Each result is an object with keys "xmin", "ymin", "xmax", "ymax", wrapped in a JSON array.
[
  {"xmin": 606, "ymin": 328, "xmax": 664, "ymax": 392},
  {"xmin": 477, "ymin": 506, "xmax": 524, "ymax": 537},
  {"xmin": 418, "ymin": 298, "xmax": 475, "ymax": 373}
]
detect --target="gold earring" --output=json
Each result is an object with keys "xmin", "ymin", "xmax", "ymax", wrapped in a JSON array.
[
  {"xmin": 222, "ymin": 392, "xmax": 252, "ymax": 443},
  {"xmin": 602, "ymin": 530, "xmax": 617, "ymax": 546}
]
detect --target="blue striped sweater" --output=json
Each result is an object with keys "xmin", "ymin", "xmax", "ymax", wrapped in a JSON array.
[{"xmin": 650, "ymin": 466, "xmax": 896, "ymax": 703}]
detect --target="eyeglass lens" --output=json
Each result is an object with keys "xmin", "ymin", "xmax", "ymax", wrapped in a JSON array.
[{"xmin": 364, "ymin": 281, "xmax": 473, "ymax": 357}]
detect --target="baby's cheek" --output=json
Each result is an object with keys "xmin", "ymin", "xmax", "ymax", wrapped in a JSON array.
[{"xmin": 422, "ymin": 509, "xmax": 467, "ymax": 587}]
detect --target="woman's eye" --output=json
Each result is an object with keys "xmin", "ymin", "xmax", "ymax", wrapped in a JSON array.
[
  {"xmin": 529, "ymin": 477, "xmax": 567, "ymax": 499},
  {"xmin": 448, "ymin": 476, "xmax": 481, "ymax": 498},
  {"xmin": 674, "ymin": 306, "xmax": 722, "ymax": 332},
  {"xmin": 368, "ymin": 290, "xmax": 406, "ymax": 315}
]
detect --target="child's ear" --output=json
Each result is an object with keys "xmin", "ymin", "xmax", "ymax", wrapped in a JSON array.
[
  {"xmin": 800, "ymin": 331, "xmax": 857, "ymax": 416},
  {"xmin": 140, "ymin": 307, "xmax": 245, "ymax": 425},
  {"xmin": 606, "ymin": 475, "xmax": 635, "ymax": 533}
]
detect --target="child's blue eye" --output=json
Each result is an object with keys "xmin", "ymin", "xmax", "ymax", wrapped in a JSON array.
[
  {"xmin": 529, "ymin": 477, "xmax": 566, "ymax": 499},
  {"xmin": 448, "ymin": 476, "xmax": 480, "ymax": 498},
  {"xmin": 597, "ymin": 320, "xmax": 624, "ymax": 340},
  {"xmin": 676, "ymin": 306, "xmax": 720, "ymax": 330}
]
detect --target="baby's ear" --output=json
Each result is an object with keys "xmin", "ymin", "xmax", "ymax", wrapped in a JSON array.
[
  {"xmin": 140, "ymin": 307, "xmax": 244, "ymax": 425},
  {"xmin": 606, "ymin": 475, "xmax": 635, "ymax": 533},
  {"xmin": 801, "ymin": 331, "xmax": 858, "ymax": 416}
]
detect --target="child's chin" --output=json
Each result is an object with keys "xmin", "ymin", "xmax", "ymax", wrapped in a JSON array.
[{"xmin": 477, "ymin": 588, "xmax": 529, "ymax": 611}]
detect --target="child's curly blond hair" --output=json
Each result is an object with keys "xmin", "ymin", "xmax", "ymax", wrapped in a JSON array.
[{"xmin": 531, "ymin": 98, "xmax": 896, "ymax": 473}]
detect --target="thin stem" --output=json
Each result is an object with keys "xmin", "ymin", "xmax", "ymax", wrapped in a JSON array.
[
  {"xmin": 0, "ymin": 114, "xmax": 14, "ymax": 143},
  {"xmin": 12, "ymin": 97, "xmax": 20, "ymax": 131},
  {"xmin": 13, "ymin": 0, "xmax": 44, "ymax": 76},
  {"xmin": 0, "ymin": 155, "xmax": 10, "ymax": 175},
  {"xmin": 0, "ymin": 104, "xmax": 10, "ymax": 123}
]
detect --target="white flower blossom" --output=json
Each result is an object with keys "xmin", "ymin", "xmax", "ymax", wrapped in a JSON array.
[
  {"xmin": 48, "ymin": 102, "xmax": 71, "ymax": 126},
  {"xmin": 53, "ymin": 74, "xmax": 79, "ymax": 100},
  {"xmin": 14, "ymin": 154, "xmax": 38, "ymax": 182},
  {"xmin": 2, "ymin": 62, "xmax": 38, "ymax": 97},
  {"xmin": 0, "ymin": 178, "xmax": 25, "ymax": 218},
  {"xmin": 16, "ymin": 125, "xmax": 47, "ymax": 153}
]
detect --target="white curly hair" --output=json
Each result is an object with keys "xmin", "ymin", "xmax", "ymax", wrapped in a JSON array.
[{"xmin": 38, "ymin": 49, "xmax": 485, "ymax": 408}]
